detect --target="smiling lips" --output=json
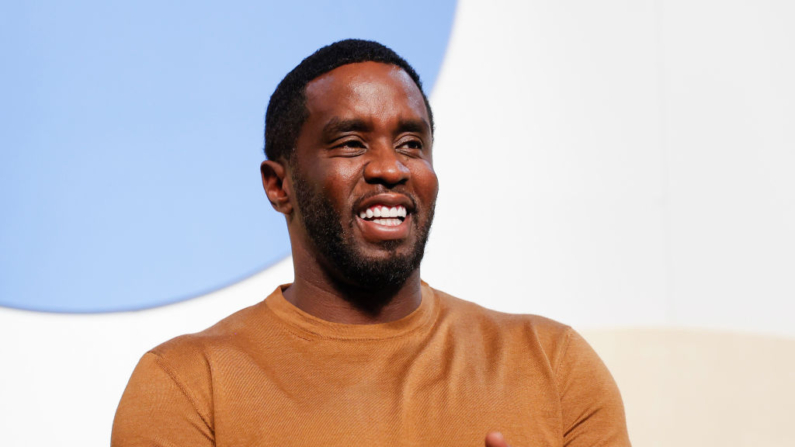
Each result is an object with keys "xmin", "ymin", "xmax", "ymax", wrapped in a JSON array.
[{"xmin": 358, "ymin": 205, "xmax": 408, "ymax": 227}]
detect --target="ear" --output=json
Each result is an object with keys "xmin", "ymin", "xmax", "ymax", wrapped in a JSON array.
[{"xmin": 260, "ymin": 160, "xmax": 293, "ymax": 215}]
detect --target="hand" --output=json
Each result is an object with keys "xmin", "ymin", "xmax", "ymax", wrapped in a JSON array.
[{"xmin": 485, "ymin": 431, "xmax": 511, "ymax": 447}]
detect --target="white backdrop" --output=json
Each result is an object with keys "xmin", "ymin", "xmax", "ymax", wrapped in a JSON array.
[
  {"xmin": 1, "ymin": 1, "xmax": 793, "ymax": 445},
  {"xmin": 425, "ymin": 0, "xmax": 795, "ymax": 336}
]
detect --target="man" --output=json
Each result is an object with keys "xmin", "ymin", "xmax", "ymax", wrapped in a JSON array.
[{"xmin": 112, "ymin": 39, "xmax": 630, "ymax": 447}]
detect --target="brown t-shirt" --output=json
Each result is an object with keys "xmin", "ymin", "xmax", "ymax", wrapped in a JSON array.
[{"xmin": 112, "ymin": 283, "xmax": 630, "ymax": 446}]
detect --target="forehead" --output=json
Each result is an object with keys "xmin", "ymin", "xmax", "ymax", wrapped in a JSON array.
[{"xmin": 303, "ymin": 62, "xmax": 429, "ymax": 125}]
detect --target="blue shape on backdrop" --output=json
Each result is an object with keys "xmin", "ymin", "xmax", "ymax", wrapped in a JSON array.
[{"xmin": 0, "ymin": 1, "xmax": 456, "ymax": 313}]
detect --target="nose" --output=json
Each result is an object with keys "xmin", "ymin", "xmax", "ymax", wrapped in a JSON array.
[{"xmin": 363, "ymin": 144, "xmax": 410, "ymax": 187}]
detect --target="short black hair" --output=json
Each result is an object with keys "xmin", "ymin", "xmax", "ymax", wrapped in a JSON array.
[{"xmin": 264, "ymin": 39, "xmax": 434, "ymax": 161}]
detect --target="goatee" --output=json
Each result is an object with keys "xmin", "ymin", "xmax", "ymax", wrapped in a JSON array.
[{"xmin": 291, "ymin": 167, "xmax": 435, "ymax": 311}]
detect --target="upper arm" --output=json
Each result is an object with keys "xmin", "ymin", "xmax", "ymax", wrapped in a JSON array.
[
  {"xmin": 555, "ymin": 329, "xmax": 631, "ymax": 447},
  {"xmin": 111, "ymin": 352, "xmax": 214, "ymax": 447}
]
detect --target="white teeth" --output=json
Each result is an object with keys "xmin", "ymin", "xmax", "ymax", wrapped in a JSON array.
[
  {"xmin": 360, "ymin": 205, "xmax": 408, "ymax": 221},
  {"xmin": 372, "ymin": 218, "xmax": 401, "ymax": 226}
]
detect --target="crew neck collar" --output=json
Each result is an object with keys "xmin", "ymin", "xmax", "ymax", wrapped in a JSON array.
[{"xmin": 264, "ymin": 281, "xmax": 439, "ymax": 341}]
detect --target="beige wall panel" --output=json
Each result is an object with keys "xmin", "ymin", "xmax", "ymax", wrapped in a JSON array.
[{"xmin": 584, "ymin": 328, "xmax": 795, "ymax": 447}]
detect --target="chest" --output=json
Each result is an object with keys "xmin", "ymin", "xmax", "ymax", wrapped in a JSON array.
[{"xmin": 210, "ymin": 341, "xmax": 564, "ymax": 447}]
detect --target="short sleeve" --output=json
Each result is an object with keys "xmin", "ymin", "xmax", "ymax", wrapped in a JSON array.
[
  {"xmin": 111, "ymin": 352, "xmax": 215, "ymax": 447},
  {"xmin": 555, "ymin": 329, "xmax": 631, "ymax": 447}
]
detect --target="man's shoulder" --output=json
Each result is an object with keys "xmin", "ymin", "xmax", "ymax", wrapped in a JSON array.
[
  {"xmin": 147, "ymin": 299, "xmax": 269, "ymax": 366},
  {"xmin": 430, "ymin": 286, "xmax": 574, "ymax": 353}
]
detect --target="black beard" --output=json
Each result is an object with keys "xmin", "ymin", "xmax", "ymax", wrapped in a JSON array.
[{"xmin": 291, "ymin": 167, "xmax": 435, "ymax": 312}]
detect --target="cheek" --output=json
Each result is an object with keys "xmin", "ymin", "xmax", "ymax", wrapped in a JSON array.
[
  {"xmin": 316, "ymin": 162, "xmax": 363, "ymax": 204},
  {"xmin": 411, "ymin": 162, "xmax": 439, "ymax": 203}
]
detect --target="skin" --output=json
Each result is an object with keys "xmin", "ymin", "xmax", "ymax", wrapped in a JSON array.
[
  {"xmin": 261, "ymin": 61, "xmax": 437, "ymax": 324},
  {"xmin": 485, "ymin": 432, "xmax": 511, "ymax": 447},
  {"xmin": 261, "ymin": 61, "xmax": 512, "ymax": 446}
]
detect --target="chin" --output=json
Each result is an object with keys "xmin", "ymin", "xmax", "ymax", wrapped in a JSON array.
[{"xmin": 328, "ymin": 242, "xmax": 424, "ymax": 292}]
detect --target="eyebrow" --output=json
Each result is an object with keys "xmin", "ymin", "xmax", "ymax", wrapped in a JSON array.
[
  {"xmin": 321, "ymin": 117, "xmax": 432, "ymax": 140},
  {"xmin": 396, "ymin": 118, "xmax": 430, "ymax": 135},
  {"xmin": 321, "ymin": 118, "xmax": 372, "ymax": 139}
]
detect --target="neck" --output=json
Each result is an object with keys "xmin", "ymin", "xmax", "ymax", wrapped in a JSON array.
[{"xmin": 284, "ymin": 245, "xmax": 423, "ymax": 324}]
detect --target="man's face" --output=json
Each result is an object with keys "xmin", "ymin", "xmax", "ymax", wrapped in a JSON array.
[{"xmin": 289, "ymin": 61, "xmax": 438, "ymax": 290}]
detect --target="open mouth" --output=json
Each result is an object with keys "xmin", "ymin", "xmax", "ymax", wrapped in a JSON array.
[{"xmin": 357, "ymin": 205, "xmax": 407, "ymax": 227}]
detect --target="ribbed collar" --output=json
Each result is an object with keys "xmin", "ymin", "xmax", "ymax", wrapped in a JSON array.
[{"xmin": 264, "ymin": 281, "xmax": 439, "ymax": 341}]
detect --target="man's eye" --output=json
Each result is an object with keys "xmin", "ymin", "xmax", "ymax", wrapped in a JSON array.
[
  {"xmin": 398, "ymin": 140, "xmax": 423, "ymax": 152},
  {"xmin": 329, "ymin": 139, "xmax": 366, "ymax": 157},
  {"xmin": 337, "ymin": 140, "xmax": 365, "ymax": 149}
]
